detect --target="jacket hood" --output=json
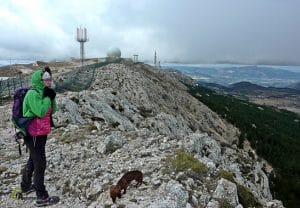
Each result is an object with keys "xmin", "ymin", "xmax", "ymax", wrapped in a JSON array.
[{"xmin": 31, "ymin": 69, "xmax": 45, "ymax": 91}]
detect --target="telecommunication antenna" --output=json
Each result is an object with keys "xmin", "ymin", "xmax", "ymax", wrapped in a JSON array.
[
  {"xmin": 76, "ymin": 27, "xmax": 89, "ymax": 66},
  {"xmin": 154, "ymin": 50, "xmax": 157, "ymax": 68},
  {"xmin": 133, "ymin": 54, "xmax": 139, "ymax": 63}
]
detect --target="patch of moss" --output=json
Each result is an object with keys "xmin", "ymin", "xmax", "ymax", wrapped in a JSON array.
[
  {"xmin": 59, "ymin": 132, "xmax": 86, "ymax": 144},
  {"xmin": 2, "ymin": 154, "xmax": 19, "ymax": 161},
  {"xmin": 217, "ymin": 170, "xmax": 235, "ymax": 183},
  {"xmin": 217, "ymin": 170, "xmax": 262, "ymax": 207},
  {"xmin": 86, "ymin": 124, "xmax": 98, "ymax": 131},
  {"xmin": 161, "ymin": 167, "xmax": 172, "ymax": 175},
  {"xmin": 171, "ymin": 149, "xmax": 207, "ymax": 174},
  {"xmin": 138, "ymin": 106, "xmax": 152, "ymax": 117},
  {"xmin": 238, "ymin": 156, "xmax": 252, "ymax": 165},
  {"xmin": 62, "ymin": 179, "xmax": 71, "ymax": 195},
  {"xmin": 248, "ymin": 150, "xmax": 255, "ymax": 160},
  {"xmin": 218, "ymin": 198, "xmax": 234, "ymax": 208},
  {"xmin": 95, "ymin": 170, "xmax": 103, "ymax": 177},
  {"xmin": 240, "ymin": 165, "xmax": 252, "ymax": 175},
  {"xmin": 237, "ymin": 184, "xmax": 263, "ymax": 208},
  {"xmin": 0, "ymin": 166, "xmax": 8, "ymax": 175},
  {"xmin": 60, "ymin": 133, "xmax": 73, "ymax": 144},
  {"xmin": 0, "ymin": 96, "xmax": 12, "ymax": 105}
]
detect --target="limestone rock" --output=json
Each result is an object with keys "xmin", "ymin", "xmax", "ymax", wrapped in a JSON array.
[
  {"xmin": 212, "ymin": 178, "xmax": 239, "ymax": 207},
  {"xmin": 148, "ymin": 180, "xmax": 189, "ymax": 208},
  {"xmin": 183, "ymin": 132, "xmax": 221, "ymax": 165},
  {"xmin": 266, "ymin": 200, "xmax": 284, "ymax": 208},
  {"xmin": 98, "ymin": 131, "xmax": 125, "ymax": 154}
]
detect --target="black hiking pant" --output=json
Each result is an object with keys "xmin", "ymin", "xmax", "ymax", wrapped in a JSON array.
[{"xmin": 21, "ymin": 135, "xmax": 49, "ymax": 199}]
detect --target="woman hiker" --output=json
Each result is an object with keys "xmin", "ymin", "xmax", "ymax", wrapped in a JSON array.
[{"xmin": 20, "ymin": 67, "xmax": 60, "ymax": 207}]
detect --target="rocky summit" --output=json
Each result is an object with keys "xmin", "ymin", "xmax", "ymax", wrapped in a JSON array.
[{"xmin": 0, "ymin": 60, "xmax": 284, "ymax": 207}]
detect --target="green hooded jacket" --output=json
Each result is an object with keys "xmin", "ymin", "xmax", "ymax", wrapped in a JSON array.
[{"xmin": 23, "ymin": 69, "xmax": 57, "ymax": 118}]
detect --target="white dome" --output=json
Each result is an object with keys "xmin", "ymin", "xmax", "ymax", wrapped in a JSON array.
[{"xmin": 107, "ymin": 47, "xmax": 121, "ymax": 58}]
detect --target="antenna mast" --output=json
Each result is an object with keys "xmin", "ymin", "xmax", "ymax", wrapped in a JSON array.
[
  {"xmin": 76, "ymin": 27, "xmax": 88, "ymax": 66},
  {"xmin": 154, "ymin": 50, "xmax": 157, "ymax": 68},
  {"xmin": 133, "ymin": 54, "xmax": 139, "ymax": 63}
]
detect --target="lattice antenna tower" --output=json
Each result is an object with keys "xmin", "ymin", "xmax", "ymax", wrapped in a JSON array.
[{"xmin": 76, "ymin": 27, "xmax": 89, "ymax": 66}]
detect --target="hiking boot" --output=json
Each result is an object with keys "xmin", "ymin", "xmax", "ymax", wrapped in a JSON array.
[
  {"xmin": 22, "ymin": 184, "xmax": 35, "ymax": 195},
  {"xmin": 35, "ymin": 196, "xmax": 60, "ymax": 207}
]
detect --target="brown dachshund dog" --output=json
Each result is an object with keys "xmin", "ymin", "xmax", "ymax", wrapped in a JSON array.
[{"xmin": 110, "ymin": 170, "xmax": 143, "ymax": 203}]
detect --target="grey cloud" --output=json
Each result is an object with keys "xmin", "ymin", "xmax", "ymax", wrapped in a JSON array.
[{"xmin": 1, "ymin": 0, "xmax": 300, "ymax": 64}]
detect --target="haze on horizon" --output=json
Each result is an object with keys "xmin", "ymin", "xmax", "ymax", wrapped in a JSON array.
[{"xmin": 0, "ymin": 0, "xmax": 300, "ymax": 65}]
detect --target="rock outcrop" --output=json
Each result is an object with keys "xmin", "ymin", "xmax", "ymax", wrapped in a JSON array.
[{"xmin": 0, "ymin": 61, "xmax": 284, "ymax": 207}]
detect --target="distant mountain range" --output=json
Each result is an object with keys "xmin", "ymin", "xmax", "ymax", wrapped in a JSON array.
[
  {"xmin": 161, "ymin": 64, "xmax": 300, "ymax": 88},
  {"xmin": 196, "ymin": 80, "xmax": 300, "ymax": 115},
  {"xmin": 288, "ymin": 82, "xmax": 300, "ymax": 91},
  {"xmin": 198, "ymin": 81, "xmax": 300, "ymax": 97}
]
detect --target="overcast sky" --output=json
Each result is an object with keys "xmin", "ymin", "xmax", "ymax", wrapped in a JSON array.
[{"xmin": 0, "ymin": 0, "xmax": 299, "ymax": 64}]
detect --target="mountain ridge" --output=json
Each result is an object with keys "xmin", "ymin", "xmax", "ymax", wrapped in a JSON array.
[{"xmin": 0, "ymin": 61, "xmax": 284, "ymax": 207}]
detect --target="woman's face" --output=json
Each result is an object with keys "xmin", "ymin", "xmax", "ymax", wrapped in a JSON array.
[{"xmin": 43, "ymin": 79, "xmax": 52, "ymax": 87}]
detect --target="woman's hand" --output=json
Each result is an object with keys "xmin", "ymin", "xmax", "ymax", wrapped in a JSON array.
[{"xmin": 43, "ymin": 87, "xmax": 56, "ymax": 100}]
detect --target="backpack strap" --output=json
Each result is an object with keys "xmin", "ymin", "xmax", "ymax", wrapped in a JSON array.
[{"xmin": 14, "ymin": 132, "xmax": 24, "ymax": 156}]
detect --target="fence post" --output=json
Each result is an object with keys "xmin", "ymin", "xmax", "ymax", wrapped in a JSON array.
[
  {"xmin": 19, "ymin": 74, "xmax": 23, "ymax": 87},
  {"xmin": 0, "ymin": 80, "xmax": 2, "ymax": 97},
  {"xmin": 7, "ymin": 79, "xmax": 10, "ymax": 97},
  {"xmin": 12, "ymin": 77, "xmax": 16, "ymax": 93}
]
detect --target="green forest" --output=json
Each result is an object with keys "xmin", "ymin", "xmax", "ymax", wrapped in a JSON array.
[{"xmin": 188, "ymin": 85, "xmax": 300, "ymax": 208}]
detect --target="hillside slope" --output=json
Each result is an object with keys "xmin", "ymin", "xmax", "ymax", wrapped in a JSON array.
[{"xmin": 0, "ymin": 61, "xmax": 283, "ymax": 207}]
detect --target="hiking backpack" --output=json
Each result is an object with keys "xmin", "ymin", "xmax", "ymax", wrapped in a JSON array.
[{"xmin": 12, "ymin": 87, "xmax": 35, "ymax": 155}]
